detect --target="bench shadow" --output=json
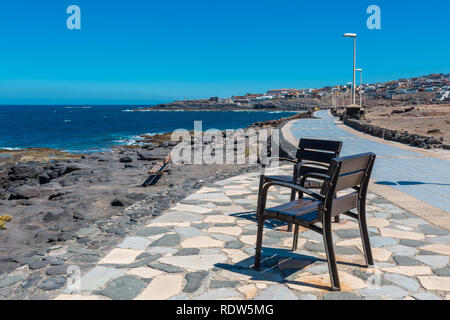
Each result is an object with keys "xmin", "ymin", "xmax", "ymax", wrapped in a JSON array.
[
  {"xmin": 215, "ymin": 247, "xmax": 365, "ymax": 291},
  {"xmin": 230, "ymin": 211, "xmax": 289, "ymax": 230}
]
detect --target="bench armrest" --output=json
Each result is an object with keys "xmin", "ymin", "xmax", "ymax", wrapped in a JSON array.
[
  {"xmin": 299, "ymin": 172, "xmax": 330, "ymax": 187},
  {"xmin": 263, "ymin": 180, "xmax": 324, "ymax": 202}
]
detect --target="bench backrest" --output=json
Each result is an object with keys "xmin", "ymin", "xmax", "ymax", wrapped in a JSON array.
[
  {"xmin": 320, "ymin": 153, "xmax": 376, "ymax": 217},
  {"xmin": 295, "ymin": 138, "xmax": 343, "ymax": 175}
]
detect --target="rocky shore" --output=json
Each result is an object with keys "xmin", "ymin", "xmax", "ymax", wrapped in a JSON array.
[
  {"xmin": 133, "ymin": 97, "xmax": 328, "ymax": 111},
  {"xmin": 0, "ymin": 112, "xmax": 310, "ymax": 276}
]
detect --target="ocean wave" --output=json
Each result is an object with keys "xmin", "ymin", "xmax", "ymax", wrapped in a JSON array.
[
  {"xmin": 64, "ymin": 120, "xmax": 71, "ymax": 122},
  {"xmin": 269, "ymin": 111, "xmax": 299, "ymax": 114}
]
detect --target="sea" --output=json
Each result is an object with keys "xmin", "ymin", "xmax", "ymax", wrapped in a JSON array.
[{"xmin": 0, "ymin": 105, "xmax": 297, "ymax": 153}]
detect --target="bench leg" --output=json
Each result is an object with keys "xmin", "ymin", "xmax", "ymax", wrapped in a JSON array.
[
  {"xmin": 256, "ymin": 175, "xmax": 264, "ymax": 219},
  {"xmin": 333, "ymin": 192, "xmax": 340, "ymax": 223},
  {"xmin": 287, "ymin": 189, "xmax": 297, "ymax": 232},
  {"xmin": 292, "ymin": 224, "xmax": 299, "ymax": 251},
  {"xmin": 254, "ymin": 217, "xmax": 265, "ymax": 271},
  {"xmin": 358, "ymin": 201, "xmax": 374, "ymax": 266},
  {"xmin": 323, "ymin": 217, "xmax": 340, "ymax": 291}
]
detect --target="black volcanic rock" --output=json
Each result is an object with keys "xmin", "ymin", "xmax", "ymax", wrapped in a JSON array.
[
  {"xmin": 8, "ymin": 185, "xmax": 41, "ymax": 200},
  {"xmin": 8, "ymin": 164, "xmax": 43, "ymax": 181}
]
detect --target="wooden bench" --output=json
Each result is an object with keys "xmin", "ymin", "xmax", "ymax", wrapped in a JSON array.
[
  {"xmin": 255, "ymin": 152, "xmax": 376, "ymax": 291},
  {"xmin": 141, "ymin": 153, "xmax": 172, "ymax": 187},
  {"xmin": 258, "ymin": 138, "xmax": 343, "ymax": 231}
]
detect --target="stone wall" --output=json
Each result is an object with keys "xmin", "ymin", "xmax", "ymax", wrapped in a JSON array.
[{"xmin": 341, "ymin": 117, "xmax": 448, "ymax": 150}]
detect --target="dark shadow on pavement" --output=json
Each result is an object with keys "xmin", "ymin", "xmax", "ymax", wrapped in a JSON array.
[
  {"xmin": 230, "ymin": 211, "xmax": 289, "ymax": 230},
  {"xmin": 215, "ymin": 247, "xmax": 366, "ymax": 291}
]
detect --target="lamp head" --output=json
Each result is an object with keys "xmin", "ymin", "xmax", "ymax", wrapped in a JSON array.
[{"xmin": 343, "ymin": 33, "xmax": 357, "ymax": 38}]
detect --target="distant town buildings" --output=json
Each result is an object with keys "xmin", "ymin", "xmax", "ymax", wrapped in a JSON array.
[{"xmin": 207, "ymin": 73, "xmax": 450, "ymax": 105}]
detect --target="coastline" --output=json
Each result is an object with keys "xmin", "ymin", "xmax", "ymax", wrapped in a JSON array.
[
  {"xmin": 0, "ymin": 106, "xmax": 303, "ymax": 154},
  {"xmin": 132, "ymin": 97, "xmax": 327, "ymax": 112},
  {"xmin": 0, "ymin": 111, "xmax": 312, "ymax": 276}
]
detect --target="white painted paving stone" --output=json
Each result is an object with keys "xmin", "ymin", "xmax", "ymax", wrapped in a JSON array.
[
  {"xmin": 298, "ymin": 294, "xmax": 318, "ymax": 300},
  {"xmin": 181, "ymin": 236, "xmax": 224, "ymax": 248},
  {"xmin": 200, "ymin": 248, "xmax": 222, "ymax": 255},
  {"xmin": 413, "ymin": 293, "xmax": 442, "ymax": 300},
  {"xmin": 127, "ymin": 267, "xmax": 164, "ymax": 279},
  {"xmin": 195, "ymin": 288, "xmax": 241, "ymax": 300},
  {"xmin": 135, "ymin": 274, "xmax": 183, "ymax": 300},
  {"xmin": 118, "ymin": 237, "xmax": 151, "ymax": 250},
  {"xmin": 419, "ymin": 244, "xmax": 450, "ymax": 256},
  {"xmin": 418, "ymin": 276, "xmax": 450, "ymax": 291},
  {"xmin": 428, "ymin": 235, "xmax": 450, "ymax": 244},
  {"xmin": 99, "ymin": 248, "xmax": 145, "ymax": 265},
  {"xmin": 159, "ymin": 254, "xmax": 228, "ymax": 271},
  {"xmin": 211, "ymin": 234, "xmax": 238, "ymax": 242},
  {"xmin": 174, "ymin": 226, "xmax": 206, "ymax": 238},
  {"xmin": 380, "ymin": 228, "xmax": 425, "ymax": 240},
  {"xmin": 171, "ymin": 204, "xmax": 213, "ymax": 214},
  {"xmin": 184, "ymin": 193, "xmax": 231, "ymax": 203},
  {"xmin": 254, "ymin": 285, "xmax": 298, "ymax": 300},
  {"xmin": 152, "ymin": 211, "xmax": 203, "ymax": 223},
  {"xmin": 218, "ymin": 268, "xmax": 284, "ymax": 283},
  {"xmin": 415, "ymin": 255, "xmax": 449, "ymax": 268},
  {"xmin": 385, "ymin": 245, "xmax": 417, "ymax": 256},
  {"xmin": 366, "ymin": 236, "xmax": 397, "ymax": 248},
  {"xmin": 395, "ymin": 219, "xmax": 429, "ymax": 226},
  {"xmin": 358, "ymin": 285, "xmax": 408, "ymax": 299},
  {"xmin": 383, "ymin": 274, "xmax": 420, "ymax": 292},
  {"xmin": 72, "ymin": 266, "xmax": 126, "ymax": 292},
  {"xmin": 147, "ymin": 247, "xmax": 178, "ymax": 255}
]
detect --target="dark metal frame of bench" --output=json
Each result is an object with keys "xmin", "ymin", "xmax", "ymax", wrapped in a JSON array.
[
  {"xmin": 141, "ymin": 153, "xmax": 172, "ymax": 187},
  {"xmin": 258, "ymin": 138, "xmax": 343, "ymax": 231},
  {"xmin": 254, "ymin": 152, "xmax": 376, "ymax": 291}
]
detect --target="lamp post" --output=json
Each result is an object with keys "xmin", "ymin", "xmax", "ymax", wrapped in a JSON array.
[
  {"xmin": 347, "ymin": 81, "xmax": 353, "ymax": 106},
  {"xmin": 343, "ymin": 33, "xmax": 357, "ymax": 105},
  {"xmin": 356, "ymin": 68, "xmax": 363, "ymax": 107}
]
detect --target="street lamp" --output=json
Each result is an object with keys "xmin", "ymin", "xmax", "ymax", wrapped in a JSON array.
[
  {"xmin": 343, "ymin": 33, "xmax": 357, "ymax": 105},
  {"xmin": 356, "ymin": 68, "xmax": 363, "ymax": 107},
  {"xmin": 347, "ymin": 81, "xmax": 353, "ymax": 106}
]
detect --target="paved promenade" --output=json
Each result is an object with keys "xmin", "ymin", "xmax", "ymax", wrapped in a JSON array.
[
  {"xmin": 2, "ymin": 165, "xmax": 448, "ymax": 300},
  {"xmin": 0, "ymin": 114, "xmax": 449, "ymax": 300},
  {"xmin": 284, "ymin": 110, "xmax": 450, "ymax": 213}
]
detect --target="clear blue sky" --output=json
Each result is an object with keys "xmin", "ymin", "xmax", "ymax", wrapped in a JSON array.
[{"xmin": 0, "ymin": 0, "xmax": 448, "ymax": 104}]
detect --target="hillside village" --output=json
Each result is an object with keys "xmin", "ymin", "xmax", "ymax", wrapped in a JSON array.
[{"xmin": 206, "ymin": 73, "xmax": 450, "ymax": 106}]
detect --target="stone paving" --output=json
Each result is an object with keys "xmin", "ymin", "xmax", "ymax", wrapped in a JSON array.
[{"xmin": 6, "ymin": 165, "xmax": 436, "ymax": 300}]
